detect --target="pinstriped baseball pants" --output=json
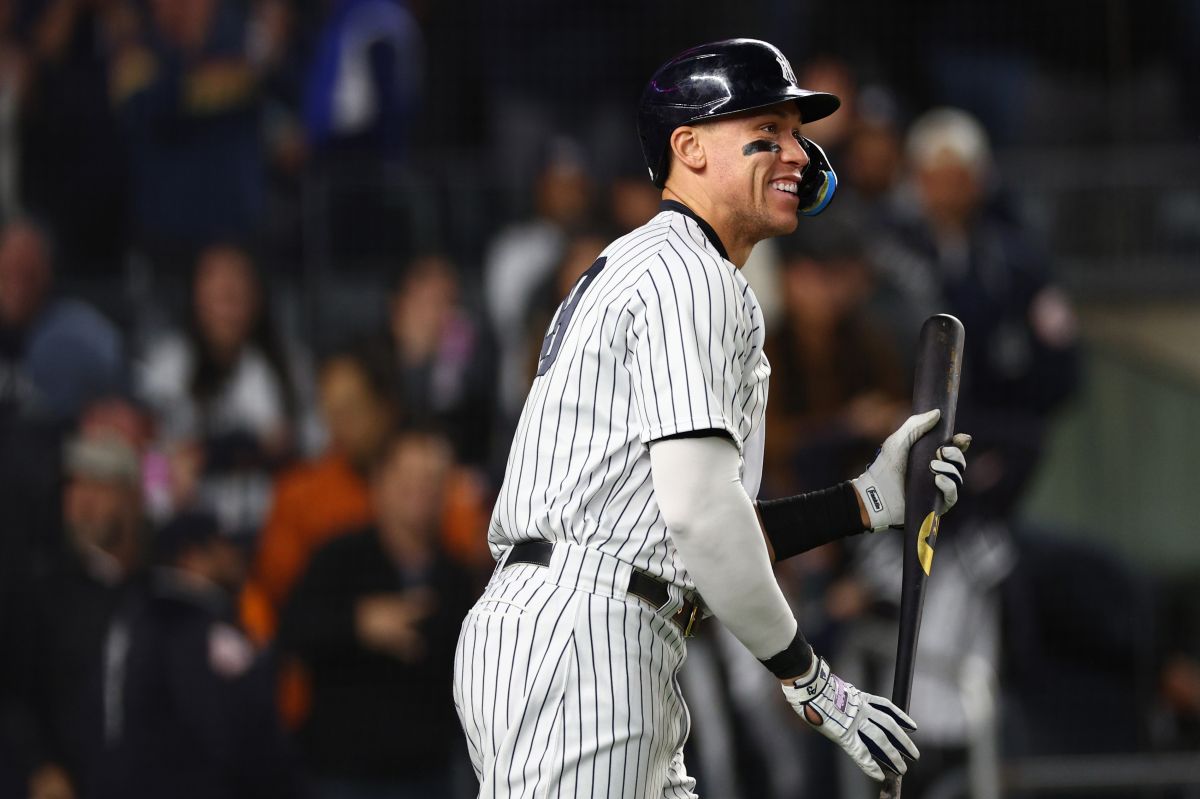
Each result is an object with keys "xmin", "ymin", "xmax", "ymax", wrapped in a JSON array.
[{"xmin": 453, "ymin": 542, "xmax": 698, "ymax": 799}]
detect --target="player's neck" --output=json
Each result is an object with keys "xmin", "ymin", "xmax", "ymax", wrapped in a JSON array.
[{"xmin": 660, "ymin": 187, "xmax": 752, "ymax": 267}]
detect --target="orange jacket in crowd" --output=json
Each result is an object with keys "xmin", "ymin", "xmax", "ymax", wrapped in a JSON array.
[{"xmin": 240, "ymin": 451, "xmax": 493, "ymax": 644}]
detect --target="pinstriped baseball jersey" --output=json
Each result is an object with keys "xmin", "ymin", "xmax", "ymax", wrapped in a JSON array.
[{"xmin": 489, "ymin": 201, "xmax": 770, "ymax": 590}]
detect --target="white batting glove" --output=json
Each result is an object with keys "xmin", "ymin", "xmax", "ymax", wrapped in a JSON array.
[
  {"xmin": 782, "ymin": 656, "xmax": 919, "ymax": 780},
  {"xmin": 850, "ymin": 409, "xmax": 971, "ymax": 532}
]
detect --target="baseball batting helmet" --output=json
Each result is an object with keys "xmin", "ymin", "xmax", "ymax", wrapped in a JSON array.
[{"xmin": 637, "ymin": 38, "xmax": 841, "ymax": 195}]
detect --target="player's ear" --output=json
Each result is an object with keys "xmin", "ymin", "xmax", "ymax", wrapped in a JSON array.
[{"xmin": 669, "ymin": 126, "xmax": 706, "ymax": 174}]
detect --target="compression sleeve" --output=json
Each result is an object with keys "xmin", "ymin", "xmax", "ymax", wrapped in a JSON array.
[
  {"xmin": 649, "ymin": 435, "xmax": 807, "ymax": 669},
  {"xmin": 756, "ymin": 483, "xmax": 865, "ymax": 562}
]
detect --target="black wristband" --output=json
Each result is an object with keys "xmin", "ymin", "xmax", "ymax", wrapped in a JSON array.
[
  {"xmin": 757, "ymin": 481, "xmax": 864, "ymax": 563},
  {"xmin": 759, "ymin": 628, "xmax": 814, "ymax": 680}
]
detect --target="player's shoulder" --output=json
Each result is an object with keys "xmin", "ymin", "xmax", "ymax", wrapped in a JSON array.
[
  {"xmin": 600, "ymin": 211, "xmax": 673, "ymax": 269},
  {"xmin": 608, "ymin": 210, "xmax": 732, "ymax": 287}
]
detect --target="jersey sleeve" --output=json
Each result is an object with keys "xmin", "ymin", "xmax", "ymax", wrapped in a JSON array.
[{"xmin": 626, "ymin": 254, "xmax": 749, "ymax": 450}]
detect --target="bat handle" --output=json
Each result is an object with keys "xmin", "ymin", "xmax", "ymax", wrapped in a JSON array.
[{"xmin": 879, "ymin": 774, "xmax": 902, "ymax": 798}]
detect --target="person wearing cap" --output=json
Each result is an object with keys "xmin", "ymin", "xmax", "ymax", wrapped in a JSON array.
[
  {"xmin": 0, "ymin": 217, "xmax": 126, "ymax": 423},
  {"xmin": 16, "ymin": 431, "xmax": 147, "ymax": 799},
  {"xmin": 88, "ymin": 511, "xmax": 298, "ymax": 799}
]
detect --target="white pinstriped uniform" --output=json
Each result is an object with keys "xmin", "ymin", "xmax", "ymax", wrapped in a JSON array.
[{"xmin": 454, "ymin": 204, "xmax": 770, "ymax": 797}]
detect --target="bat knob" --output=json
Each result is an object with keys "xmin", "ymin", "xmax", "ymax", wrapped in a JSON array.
[{"xmin": 879, "ymin": 774, "xmax": 903, "ymax": 799}]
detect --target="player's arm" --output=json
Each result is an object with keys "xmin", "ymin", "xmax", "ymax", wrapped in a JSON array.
[
  {"xmin": 650, "ymin": 433, "xmax": 800, "ymax": 667},
  {"xmin": 650, "ymin": 434, "xmax": 920, "ymax": 780},
  {"xmin": 755, "ymin": 410, "xmax": 970, "ymax": 563}
]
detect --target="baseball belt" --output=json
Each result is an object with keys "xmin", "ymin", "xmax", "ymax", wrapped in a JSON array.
[{"xmin": 505, "ymin": 540, "xmax": 702, "ymax": 637}]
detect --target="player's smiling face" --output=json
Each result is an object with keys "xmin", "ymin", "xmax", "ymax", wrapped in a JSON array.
[{"xmin": 708, "ymin": 102, "xmax": 810, "ymax": 240}]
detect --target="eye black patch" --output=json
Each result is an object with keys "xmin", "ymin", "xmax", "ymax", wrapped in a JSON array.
[{"xmin": 742, "ymin": 140, "xmax": 782, "ymax": 156}]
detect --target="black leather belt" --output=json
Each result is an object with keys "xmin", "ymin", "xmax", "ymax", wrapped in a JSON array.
[{"xmin": 506, "ymin": 541, "xmax": 701, "ymax": 636}]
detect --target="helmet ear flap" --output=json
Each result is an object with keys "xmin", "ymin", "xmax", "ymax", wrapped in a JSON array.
[{"xmin": 796, "ymin": 137, "xmax": 838, "ymax": 216}]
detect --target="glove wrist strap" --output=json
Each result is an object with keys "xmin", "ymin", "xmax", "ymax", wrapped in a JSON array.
[{"xmin": 850, "ymin": 473, "xmax": 891, "ymax": 532}]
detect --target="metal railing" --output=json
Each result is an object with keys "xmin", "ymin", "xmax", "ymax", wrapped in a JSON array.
[{"xmin": 836, "ymin": 617, "xmax": 1200, "ymax": 798}]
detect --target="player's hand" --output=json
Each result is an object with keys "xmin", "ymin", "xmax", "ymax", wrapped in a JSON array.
[
  {"xmin": 782, "ymin": 656, "xmax": 919, "ymax": 780},
  {"xmin": 850, "ymin": 409, "xmax": 971, "ymax": 532},
  {"xmin": 355, "ymin": 590, "xmax": 435, "ymax": 662}
]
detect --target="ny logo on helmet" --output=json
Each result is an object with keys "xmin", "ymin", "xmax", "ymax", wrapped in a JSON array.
[{"xmin": 775, "ymin": 52, "xmax": 797, "ymax": 86}]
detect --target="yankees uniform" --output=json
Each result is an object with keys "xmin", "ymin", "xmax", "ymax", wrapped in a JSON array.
[
  {"xmin": 454, "ymin": 199, "xmax": 764, "ymax": 798},
  {"xmin": 454, "ymin": 37, "xmax": 960, "ymax": 799}
]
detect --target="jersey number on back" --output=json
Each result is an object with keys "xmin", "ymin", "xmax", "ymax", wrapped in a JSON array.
[{"xmin": 536, "ymin": 256, "xmax": 607, "ymax": 376}]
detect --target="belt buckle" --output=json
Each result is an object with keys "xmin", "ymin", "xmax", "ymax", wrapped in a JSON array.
[{"xmin": 677, "ymin": 602, "xmax": 700, "ymax": 638}]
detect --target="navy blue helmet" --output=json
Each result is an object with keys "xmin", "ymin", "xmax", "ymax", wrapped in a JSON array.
[{"xmin": 637, "ymin": 39, "xmax": 841, "ymax": 190}]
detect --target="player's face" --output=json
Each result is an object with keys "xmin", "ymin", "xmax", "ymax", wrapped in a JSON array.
[{"xmin": 708, "ymin": 103, "xmax": 810, "ymax": 240}]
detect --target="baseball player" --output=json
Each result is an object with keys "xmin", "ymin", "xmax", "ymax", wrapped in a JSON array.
[{"xmin": 454, "ymin": 38, "xmax": 970, "ymax": 798}]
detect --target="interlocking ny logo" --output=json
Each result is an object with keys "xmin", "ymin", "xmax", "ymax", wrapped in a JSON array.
[{"xmin": 775, "ymin": 51, "xmax": 797, "ymax": 86}]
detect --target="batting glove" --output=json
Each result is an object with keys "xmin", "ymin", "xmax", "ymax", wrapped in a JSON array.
[
  {"xmin": 850, "ymin": 409, "xmax": 971, "ymax": 532},
  {"xmin": 782, "ymin": 655, "xmax": 919, "ymax": 780}
]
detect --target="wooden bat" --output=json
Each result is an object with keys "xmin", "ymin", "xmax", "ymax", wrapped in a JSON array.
[{"xmin": 879, "ymin": 314, "xmax": 965, "ymax": 799}]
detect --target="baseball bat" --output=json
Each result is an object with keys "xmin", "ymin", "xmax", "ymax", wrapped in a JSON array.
[{"xmin": 879, "ymin": 314, "xmax": 965, "ymax": 799}]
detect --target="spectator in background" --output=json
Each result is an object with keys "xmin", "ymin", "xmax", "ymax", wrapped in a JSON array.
[
  {"xmin": 484, "ymin": 136, "xmax": 594, "ymax": 421},
  {"xmin": 795, "ymin": 56, "xmax": 859, "ymax": 162},
  {"xmin": 137, "ymin": 242, "xmax": 314, "ymax": 538},
  {"xmin": 607, "ymin": 173, "xmax": 662, "ymax": 234},
  {"xmin": 875, "ymin": 107, "xmax": 1080, "ymax": 519},
  {"xmin": 762, "ymin": 214, "xmax": 907, "ymax": 498},
  {"xmin": 378, "ymin": 253, "xmax": 494, "ymax": 468},
  {"xmin": 16, "ymin": 0, "xmax": 133, "ymax": 279},
  {"xmin": 13, "ymin": 429, "xmax": 147, "ymax": 799},
  {"xmin": 749, "ymin": 215, "xmax": 908, "ymax": 796},
  {"xmin": 521, "ymin": 227, "xmax": 610, "ymax": 387},
  {"xmin": 0, "ymin": 217, "xmax": 126, "ymax": 422},
  {"xmin": 278, "ymin": 430, "xmax": 474, "ymax": 799},
  {"xmin": 93, "ymin": 510, "xmax": 298, "ymax": 799},
  {"xmin": 303, "ymin": 0, "xmax": 422, "ymax": 164},
  {"xmin": 0, "ymin": 397, "xmax": 152, "ymax": 659},
  {"xmin": 834, "ymin": 92, "xmax": 909, "ymax": 244},
  {"xmin": 240, "ymin": 345, "xmax": 399, "ymax": 644},
  {"xmin": 300, "ymin": 0, "xmax": 426, "ymax": 272},
  {"xmin": 829, "ymin": 108, "xmax": 1080, "ymax": 795},
  {"xmin": 606, "ymin": 149, "xmax": 664, "ymax": 235},
  {"xmin": 254, "ymin": 0, "xmax": 318, "ymax": 269},
  {"xmin": 110, "ymin": 0, "xmax": 275, "ymax": 273},
  {"xmin": 797, "ymin": 59, "xmax": 909, "ymax": 238},
  {"xmin": 842, "ymin": 115, "xmax": 904, "ymax": 211}
]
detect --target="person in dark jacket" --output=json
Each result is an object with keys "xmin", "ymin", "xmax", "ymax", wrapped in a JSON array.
[
  {"xmin": 94, "ymin": 509, "xmax": 299, "ymax": 799},
  {"xmin": 279, "ymin": 428, "xmax": 475, "ymax": 799},
  {"xmin": 873, "ymin": 107, "xmax": 1079, "ymax": 521},
  {"xmin": 14, "ymin": 431, "xmax": 147, "ymax": 799}
]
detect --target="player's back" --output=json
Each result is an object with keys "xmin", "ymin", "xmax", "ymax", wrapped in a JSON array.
[{"xmin": 489, "ymin": 204, "xmax": 770, "ymax": 588}]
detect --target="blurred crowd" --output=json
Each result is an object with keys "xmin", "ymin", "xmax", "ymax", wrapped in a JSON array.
[{"xmin": 0, "ymin": 1, "xmax": 1197, "ymax": 798}]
